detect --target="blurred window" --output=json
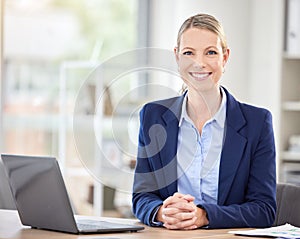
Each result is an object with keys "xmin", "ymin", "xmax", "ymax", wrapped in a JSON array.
[{"xmin": 2, "ymin": 0, "xmax": 137, "ymax": 215}]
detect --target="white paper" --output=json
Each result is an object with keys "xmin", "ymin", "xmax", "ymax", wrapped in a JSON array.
[{"xmin": 228, "ymin": 223, "xmax": 300, "ymax": 238}]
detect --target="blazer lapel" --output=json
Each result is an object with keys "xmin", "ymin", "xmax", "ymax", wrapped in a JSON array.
[{"xmin": 218, "ymin": 88, "xmax": 247, "ymax": 205}]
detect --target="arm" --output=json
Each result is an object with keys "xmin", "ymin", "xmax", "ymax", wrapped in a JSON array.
[
  {"xmin": 132, "ymin": 100, "xmax": 182, "ymax": 226},
  {"xmin": 132, "ymin": 106, "xmax": 164, "ymax": 226}
]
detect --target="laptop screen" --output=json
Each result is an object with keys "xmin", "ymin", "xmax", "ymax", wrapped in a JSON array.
[
  {"xmin": 1, "ymin": 154, "xmax": 144, "ymax": 234},
  {"xmin": 1, "ymin": 154, "xmax": 79, "ymax": 233}
]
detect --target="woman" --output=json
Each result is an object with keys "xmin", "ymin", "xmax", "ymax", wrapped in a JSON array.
[{"xmin": 132, "ymin": 13, "xmax": 276, "ymax": 230}]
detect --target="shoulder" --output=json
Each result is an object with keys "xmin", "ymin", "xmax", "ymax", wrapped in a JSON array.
[
  {"xmin": 239, "ymin": 102, "xmax": 271, "ymax": 118},
  {"xmin": 224, "ymin": 87, "xmax": 272, "ymax": 120},
  {"xmin": 141, "ymin": 95, "xmax": 184, "ymax": 116},
  {"xmin": 142, "ymin": 95, "xmax": 183, "ymax": 110},
  {"xmin": 139, "ymin": 94, "xmax": 185, "ymax": 126}
]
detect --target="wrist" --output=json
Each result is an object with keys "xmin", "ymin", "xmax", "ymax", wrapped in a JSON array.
[
  {"xmin": 196, "ymin": 206, "xmax": 209, "ymax": 228},
  {"xmin": 156, "ymin": 205, "xmax": 164, "ymax": 222}
]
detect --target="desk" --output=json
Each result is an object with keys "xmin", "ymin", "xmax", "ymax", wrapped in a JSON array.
[{"xmin": 0, "ymin": 210, "xmax": 270, "ymax": 239}]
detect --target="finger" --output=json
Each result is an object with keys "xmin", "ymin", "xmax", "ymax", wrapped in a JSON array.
[
  {"xmin": 181, "ymin": 224, "xmax": 198, "ymax": 230},
  {"xmin": 173, "ymin": 192, "xmax": 186, "ymax": 198},
  {"xmin": 164, "ymin": 193, "xmax": 196, "ymax": 208},
  {"xmin": 165, "ymin": 201, "xmax": 196, "ymax": 212},
  {"xmin": 163, "ymin": 195, "xmax": 188, "ymax": 207},
  {"xmin": 162, "ymin": 213, "xmax": 181, "ymax": 226},
  {"xmin": 162, "ymin": 207, "xmax": 182, "ymax": 216},
  {"xmin": 163, "ymin": 210, "xmax": 196, "ymax": 222},
  {"xmin": 171, "ymin": 211, "xmax": 196, "ymax": 221},
  {"xmin": 182, "ymin": 194, "xmax": 195, "ymax": 202},
  {"xmin": 164, "ymin": 216, "xmax": 198, "ymax": 230}
]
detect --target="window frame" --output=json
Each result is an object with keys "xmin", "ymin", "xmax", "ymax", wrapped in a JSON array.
[{"xmin": 0, "ymin": 0, "xmax": 3, "ymax": 150}]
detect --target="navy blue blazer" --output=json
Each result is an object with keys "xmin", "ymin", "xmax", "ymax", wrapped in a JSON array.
[{"xmin": 132, "ymin": 87, "xmax": 276, "ymax": 228}]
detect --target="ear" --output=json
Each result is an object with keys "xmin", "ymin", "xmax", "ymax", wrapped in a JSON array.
[
  {"xmin": 174, "ymin": 47, "xmax": 179, "ymax": 64},
  {"xmin": 223, "ymin": 48, "xmax": 230, "ymax": 66}
]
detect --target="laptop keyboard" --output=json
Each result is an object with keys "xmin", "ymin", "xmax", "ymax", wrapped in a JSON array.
[
  {"xmin": 77, "ymin": 222, "xmax": 107, "ymax": 230},
  {"xmin": 76, "ymin": 219, "xmax": 133, "ymax": 230}
]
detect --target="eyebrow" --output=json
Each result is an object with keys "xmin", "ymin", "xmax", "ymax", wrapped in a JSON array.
[
  {"xmin": 181, "ymin": 47, "xmax": 194, "ymax": 51},
  {"xmin": 181, "ymin": 45, "xmax": 219, "ymax": 51}
]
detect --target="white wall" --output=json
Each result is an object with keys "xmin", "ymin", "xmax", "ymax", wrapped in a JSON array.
[{"xmin": 247, "ymin": 0, "xmax": 284, "ymax": 149}]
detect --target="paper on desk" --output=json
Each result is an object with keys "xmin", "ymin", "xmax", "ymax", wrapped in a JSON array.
[{"xmin": 228, "ymin": 223, "xmax": 300, "ymax": 238}]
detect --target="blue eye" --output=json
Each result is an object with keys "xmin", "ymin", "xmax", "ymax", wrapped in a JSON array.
[
  {"xmin": 183, "ymin": 51, "xmax": 193, "ymax": 55},
  {"xmin": 207, "ymin": 50, "xmax": 217, "ymax": 55}
]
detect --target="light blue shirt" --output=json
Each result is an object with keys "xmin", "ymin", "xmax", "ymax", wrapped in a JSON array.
[{"xmin": 177, "ymin": 88, "xmax": 227, "ymax": 205}]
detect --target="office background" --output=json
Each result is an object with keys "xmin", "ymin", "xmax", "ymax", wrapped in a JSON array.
[{"xmin": 0, "ymin": 0, "xmax": 298, "ymax": 218}]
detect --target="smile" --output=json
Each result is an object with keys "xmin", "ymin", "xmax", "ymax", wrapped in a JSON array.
[{"xmin": 189, "ymin": 72, "xmax": 211, "ymax": 81}]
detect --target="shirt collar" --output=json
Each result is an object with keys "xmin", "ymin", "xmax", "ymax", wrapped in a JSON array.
[
  {"xmin": 179, "ymin": 87, "xmax": 227, "ymax": 128},
  {"xmin": 213, "ymin": 87, "xmax": 227, "ymax": 128},
  {"xmin": 178, "ymin": 93, "xmax": 191, "ymax": 126}
]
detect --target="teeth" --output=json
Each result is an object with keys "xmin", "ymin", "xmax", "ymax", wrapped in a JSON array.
[{"xmin": 190, "ymin": 72, "xmax": 210, "ymax": 79}]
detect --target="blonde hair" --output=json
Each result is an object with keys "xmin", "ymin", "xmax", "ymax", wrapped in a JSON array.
[{"xmin": 176, "ymin": 13, "xmax": 228, "ymax": 53}]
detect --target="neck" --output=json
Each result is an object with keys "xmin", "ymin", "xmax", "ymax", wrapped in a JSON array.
[
  {"xmin": 187, "ymin": 87, "xmax": 222, "ymax": 116},
  {"xmin": 186, "ymin": 87, "xmax": 222, "ymax": 131}
]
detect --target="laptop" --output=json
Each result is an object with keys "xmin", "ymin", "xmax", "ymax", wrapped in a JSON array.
[{"xmin": 1, "ymin": 154, "xmax": 144, "ymax": 234}]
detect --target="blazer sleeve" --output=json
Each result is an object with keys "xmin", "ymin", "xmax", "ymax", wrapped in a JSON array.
[
  {"xmin": 201, "ymin": 110, "xmax": 276, "ymax": 228},
  {"xmin": 132, "ymin": 106, "xmax": 164, "ymax": 226}
]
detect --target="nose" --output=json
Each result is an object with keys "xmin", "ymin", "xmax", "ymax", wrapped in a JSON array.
[{"xmin": 192, "ymin": 54, "xmax": 206, "ymax": 69}]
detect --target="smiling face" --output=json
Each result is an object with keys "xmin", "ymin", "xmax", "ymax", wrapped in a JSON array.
[{"xmin": 175, "ymin": 27, "xmax": 229, "ymax": 93}]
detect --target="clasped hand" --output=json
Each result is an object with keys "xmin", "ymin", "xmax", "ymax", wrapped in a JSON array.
[{"xmin": 156, "ymin": 192, "xmax": 209, "ymax": 230}]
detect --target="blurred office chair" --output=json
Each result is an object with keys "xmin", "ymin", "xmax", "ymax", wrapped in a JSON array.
[
  {"xmin": 274, "ymin": 183, "xmax": 300, "ymax": 227},
  {"xmin": 0, "ymin": 161, "xmax": 16, "ymax": 209}
]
